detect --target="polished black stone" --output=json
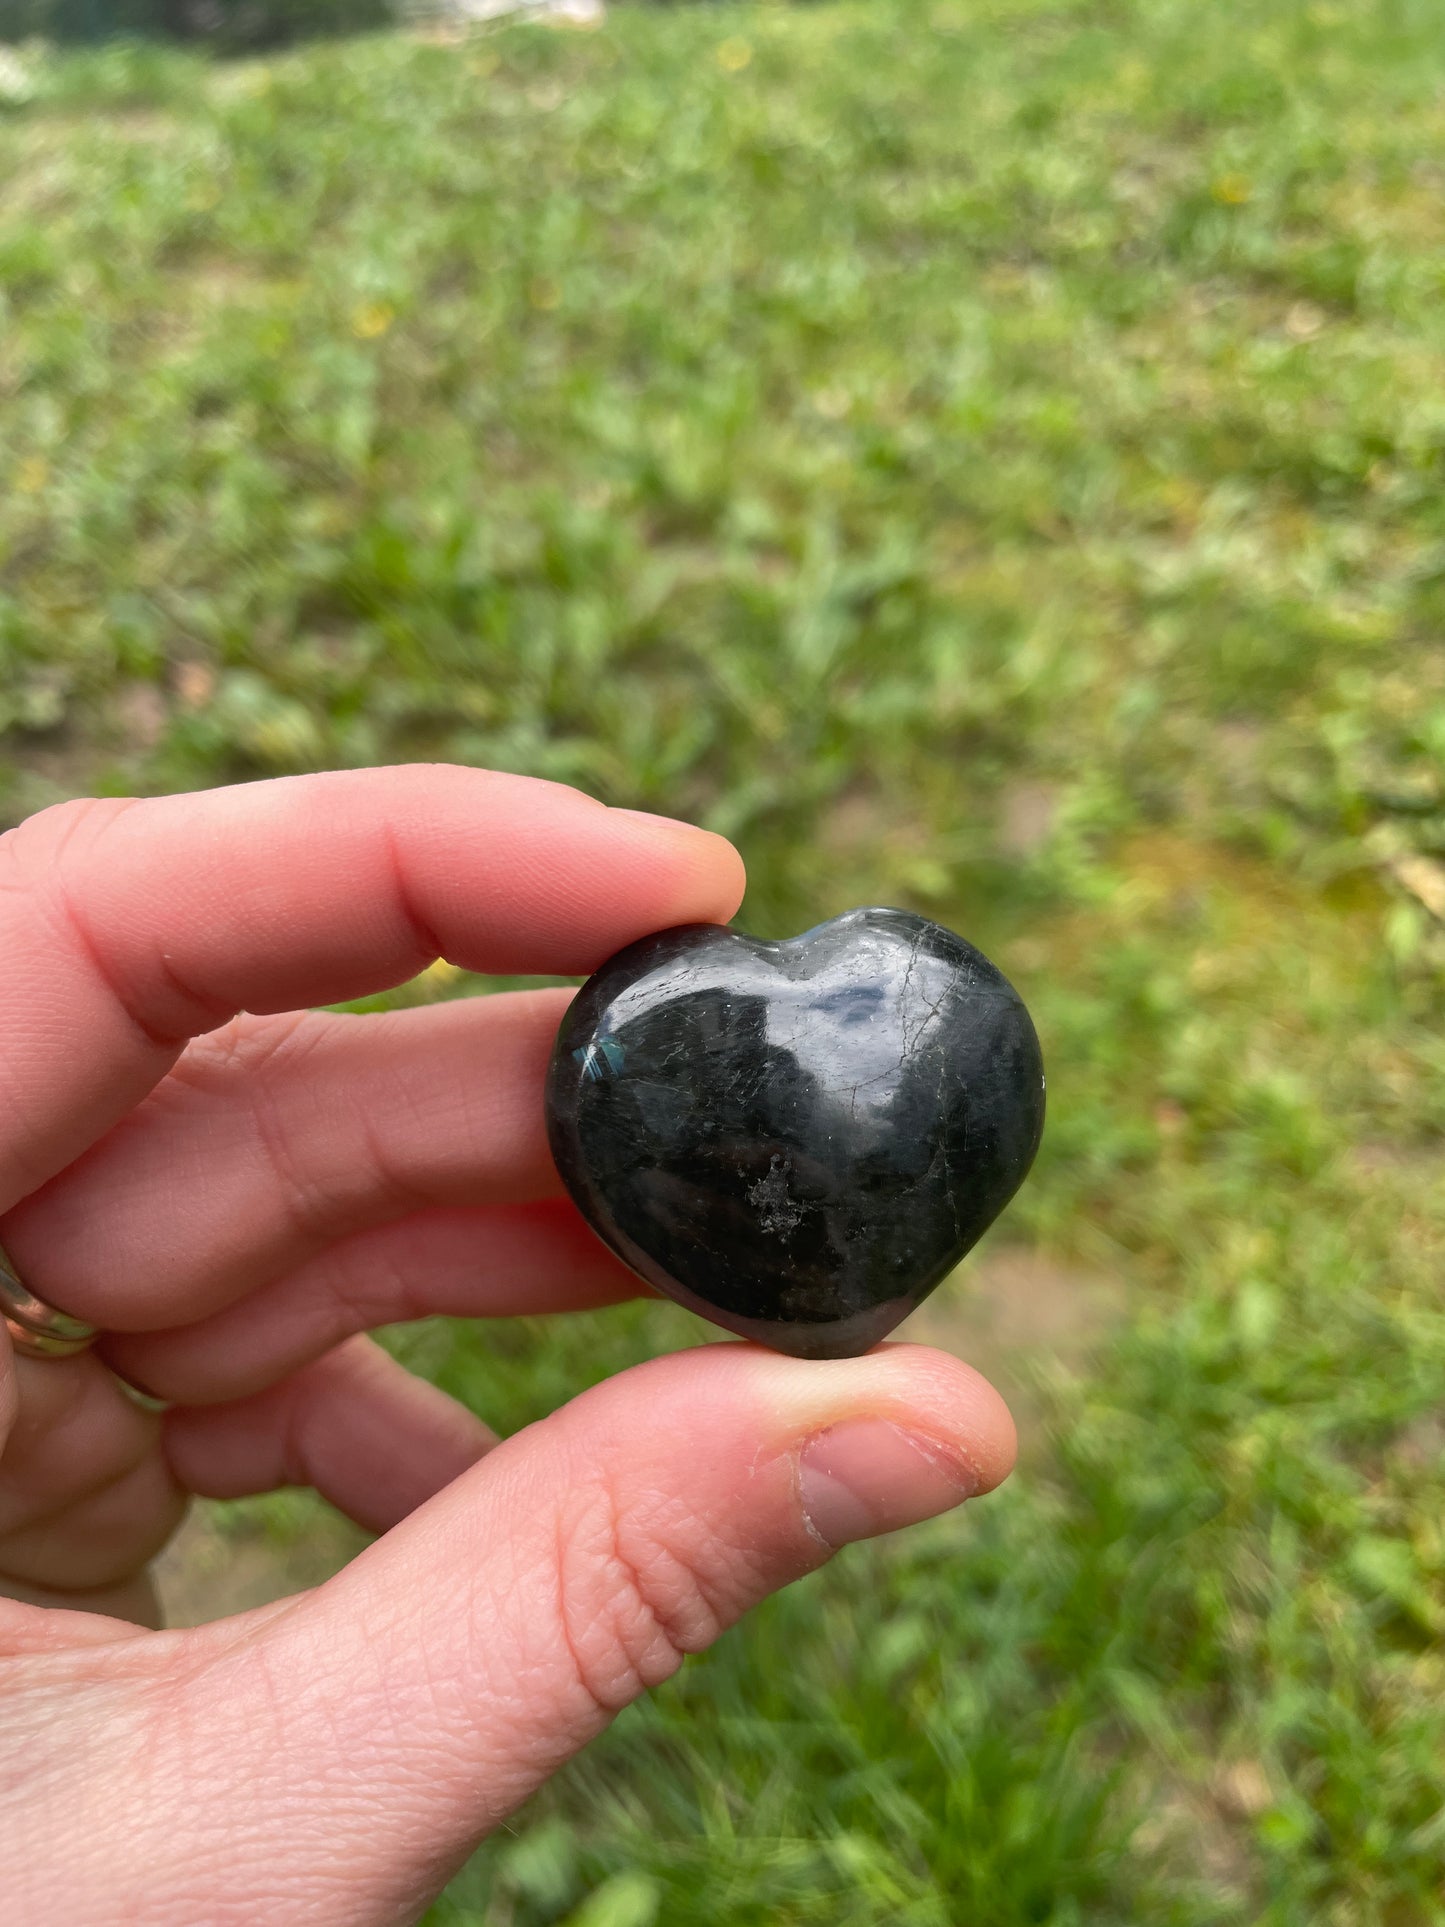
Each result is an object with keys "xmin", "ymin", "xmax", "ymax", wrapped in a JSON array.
[{"xmin": 545, "ymin": 907, "xmax": 1046, "ymax": 1359}]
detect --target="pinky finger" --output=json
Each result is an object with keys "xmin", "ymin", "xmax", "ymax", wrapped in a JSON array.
[{"xmin": 165, "ymin": 1336, "xmax": 498, "ymax": 1537}]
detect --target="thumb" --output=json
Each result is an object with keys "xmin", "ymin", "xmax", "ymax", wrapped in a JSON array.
[{"xmin": 177, "ymin": 1341, "xmax": 1014, "ymax": 1923}]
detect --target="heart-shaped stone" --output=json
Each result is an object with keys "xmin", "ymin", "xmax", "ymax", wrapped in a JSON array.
[{"xmin": 545, "ymin": 907, "xmax": 1046, "ymax": 1359}]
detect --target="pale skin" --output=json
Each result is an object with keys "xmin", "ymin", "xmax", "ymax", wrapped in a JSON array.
[{"xmin": 0, "ymin": 764, "xmax": 1016, "ymax": 1925}]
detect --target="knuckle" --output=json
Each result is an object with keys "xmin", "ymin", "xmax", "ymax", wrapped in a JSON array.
[
  {"xmin": 320, "ymin": 1234, "xmax": 414, "ymax": 1334},
  {"xmin": 5, "ymin": 1351, "xmax": 93, "ymax": 1451},
  {"xmin": 0, "ymin": 1453, "xmax": 186, "ymax": 1593},
  {"xmin": 0, "ymin": 796, "xmax": 133, "ymax": 887},
  {"xmin": 0, "ymin": 799, "xmax": 132, "ymax": 944},
  {"xmin": 0, "ymin": 796, "xmax": 223, "ymax": 1048},
  {"xmin": 176, "ymin": 1015, "xmax": 338, "ymax": 1240},
  {"xmin": 178, "ymin": 1009, "xmax": 314, "ymax": 1080},
  {"xmin": 176, "ymin": 1014, "xmax": 422, "ymax": 1236},
  {"xmin": 549, "ymin": 1471, "xmax": 729, "ymax": 1717},
  {"xmin": 0, "ymin": 1362, "xmax": 158, "ymax": 1535}
]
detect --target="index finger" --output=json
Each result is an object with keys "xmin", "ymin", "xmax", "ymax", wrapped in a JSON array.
[{"xmin": 0, "ymin": 765, "xmax": 744, "ymax": 1213}]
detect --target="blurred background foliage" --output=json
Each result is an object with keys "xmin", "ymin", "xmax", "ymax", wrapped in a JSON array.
[
  {"xmin": 2, "ymin": 0, "xmax": 1444, "ymax": 1921},
  {"xmin": 1, "ymin": 0, "xmax": 396, "ymax": 53}
]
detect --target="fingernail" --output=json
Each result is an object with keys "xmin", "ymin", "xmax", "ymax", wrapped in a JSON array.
[{"xmin": 797, "ymin": 1419, "xmax": 979, "ymax": 1549}]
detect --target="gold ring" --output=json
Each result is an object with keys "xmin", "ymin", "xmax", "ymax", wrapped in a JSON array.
[{"xmin": 0, "ymin": 1242, "xmax": 99, "ymax": 1360}]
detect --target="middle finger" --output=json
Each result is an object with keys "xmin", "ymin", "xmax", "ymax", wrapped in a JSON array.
[{"xmin": 0, "ymin": 990, "xmax": 573, "ymax": 1333}]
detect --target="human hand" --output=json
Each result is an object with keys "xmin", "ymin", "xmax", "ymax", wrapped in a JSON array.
[{"xmin": 0, "ymin": 765, "xmax": 1015, "ymax": 1924}]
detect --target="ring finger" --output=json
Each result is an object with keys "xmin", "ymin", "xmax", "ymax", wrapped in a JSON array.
[{"xmin": 105, "ymin": 1196, "xmax": 646, "ymax": 1407}]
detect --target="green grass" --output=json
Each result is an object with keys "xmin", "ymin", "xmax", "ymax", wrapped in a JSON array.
[{"xmin": 3, "ymin": 1, "xmax": 1445, "ymax": 1920}]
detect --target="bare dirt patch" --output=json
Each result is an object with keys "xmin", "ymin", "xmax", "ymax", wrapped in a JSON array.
[
  {"xmin": 898, "ymin": 1243, "xmax": 1129, "ymax": 1445},
  {"xmin": 156, "ymin": 1503, "xmax": 365, "ymax": 1628},
  {"xmin": 997, "ymin": 780, "xmax": 1060, "ymax": 857}
]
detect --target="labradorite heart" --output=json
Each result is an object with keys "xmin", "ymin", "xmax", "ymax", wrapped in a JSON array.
[{"xmin": 544, "ymin": 907, "xmax": 1046, "ymax": 1359}]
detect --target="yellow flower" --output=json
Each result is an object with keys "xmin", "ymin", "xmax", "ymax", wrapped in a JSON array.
[
  {"xmin": 1211, "ymin": 172, "xmax": 1253, "ymax": 206},
  {"xmin": 419, "ymin": 957, "xmax": 462, "ymax": 991},
  {"xmin": 16, "ymin": 455, "xmax": 49, "ymax": 493},
  {"xmin": 352, "ymin": 300, "xmax": 395, "ymax": 340},
  {"xmin": 716, "ymin": 38, "xmax": 753, "ymax": 73}
]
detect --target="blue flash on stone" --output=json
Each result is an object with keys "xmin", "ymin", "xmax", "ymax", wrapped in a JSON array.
[{"xmin": 574, "ymin": 1036, "xmax": 625, "ymax": 1081}]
